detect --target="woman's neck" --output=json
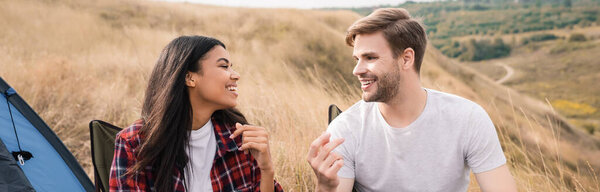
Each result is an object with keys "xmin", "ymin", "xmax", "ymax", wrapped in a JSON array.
[
  {"xmin": 189, "ymin": 97, "xmax": 216, "ymax": 130},
  {"xmin": 191, "ymin": 111, "xmax": 212, "ymax": 130}
]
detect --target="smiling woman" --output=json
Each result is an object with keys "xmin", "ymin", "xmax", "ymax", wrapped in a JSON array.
[
  {"xmin": 108, "ymin": 36, "xmax": 284, "ymax": 192},
  {"xmin": 186, "ymin": 45, "xmax": 240, "ymax": 111}
]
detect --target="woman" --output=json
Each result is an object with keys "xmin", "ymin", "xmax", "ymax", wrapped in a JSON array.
[{"xmin": 109, "ymin": 36, "xmax": 283, "ymax": 192}]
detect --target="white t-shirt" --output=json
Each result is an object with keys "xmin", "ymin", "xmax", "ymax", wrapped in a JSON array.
[
  {"xmin": 328, "ymin": 88, "xmax": 506, "ymax": 192},
  {"xmin": 184, "ymin": 120, "xmax": 217, "ymax": 192}
]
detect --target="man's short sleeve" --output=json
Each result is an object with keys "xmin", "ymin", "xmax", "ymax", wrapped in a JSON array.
[
  {"xmin": 327, "ymin": 118, "xmax": 356, "ymax": 179},
  {"xmin": 465, "ymin": 105, "xmax": 507, "ymax": 173}
]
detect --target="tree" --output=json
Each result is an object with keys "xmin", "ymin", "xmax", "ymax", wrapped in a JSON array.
[{"xmin": 564, "ymin": 0, "xmax": 572, "ymax": 8}]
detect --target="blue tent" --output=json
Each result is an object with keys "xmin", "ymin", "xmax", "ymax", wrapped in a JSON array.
[{"xmin": 0, "ymin": 76, "xmax": 94, "ymax": 192}]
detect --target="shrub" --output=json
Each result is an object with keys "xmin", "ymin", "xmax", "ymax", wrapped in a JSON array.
[
  {"xmin": 551, "ymin": 99, "xmax": 598, "ymax": 117},
  {"xmin": 528, "ymin": 33, "xmax": 558, "ymax": 42},
  {"xmin": 458, "ymin": 38, "xmax": 511, "ymax": 61},
  {"xmin": 568, "ymin": 33, "xmax": 587, "ymax": 42},
  {"xmin": 583, "ymin": 124, "xmax": 596, "ymax": 135}
]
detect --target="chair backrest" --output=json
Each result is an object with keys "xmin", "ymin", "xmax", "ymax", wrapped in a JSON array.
[
  {"xmin": 89, "ymin": 120, "xmax": 122, "ymax": 192},
  {"xmin": 328, "ymin": 104, "xmax": 343, "ymax": 125}
]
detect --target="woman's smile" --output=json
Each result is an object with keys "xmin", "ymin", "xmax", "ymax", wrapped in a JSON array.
[{"xmin": 226, "ymin": 83, "xmax": 238, "ymax": 97}]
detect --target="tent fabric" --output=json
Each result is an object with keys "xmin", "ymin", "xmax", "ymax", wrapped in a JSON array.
[
  {"xmin": 0, "ymin": 77, "xmax": 94, "ymax": 192},
  {"xmin": 0, "ymin": 139, "xmax": 35, "ymax": 192},
  {"xmin": 89, "ymin": 120, "xmax": 122, "ymax": 192}
]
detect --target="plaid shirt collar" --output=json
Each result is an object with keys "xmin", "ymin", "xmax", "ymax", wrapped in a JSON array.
[{"xmin": 212, "ymin": 118, "xmax": 241, "ymax": 158}]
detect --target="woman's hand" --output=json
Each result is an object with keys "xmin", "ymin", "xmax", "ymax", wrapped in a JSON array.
[{"xmin": 230, "ymin": 123, "xmax": 274, "ymax": 172}]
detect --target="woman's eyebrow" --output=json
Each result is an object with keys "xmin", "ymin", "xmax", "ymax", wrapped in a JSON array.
[{"xmin": 217, "ymin": 58, "xmax": 230, "ymax": 63}]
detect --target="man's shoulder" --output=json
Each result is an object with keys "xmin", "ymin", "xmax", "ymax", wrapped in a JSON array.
[
  {"xmin": 427, "ymin": 89, "xmax": 491, "ymax": 128},
  {"xmin": 333, "ymin": 100, "xmax": 373, "ymax": 120},
  {"xmin": 427, "ymin": 89, "xmax": 483, "ymax": 113},
  {"xmin": 328, "ymin": 100, "xmax": 373, "ymax": 130}
]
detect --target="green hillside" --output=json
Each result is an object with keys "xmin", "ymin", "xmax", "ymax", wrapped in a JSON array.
[{"xmin": 349, "ymin": 0, "xmax": 600, "ymax": 61}]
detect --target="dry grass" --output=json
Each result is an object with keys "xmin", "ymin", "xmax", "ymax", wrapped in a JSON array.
[{"xmin": 1, "ymin": 0, "xmax": 599, "ymax": 191}]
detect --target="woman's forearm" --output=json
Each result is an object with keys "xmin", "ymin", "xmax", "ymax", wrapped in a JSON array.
[{"xmin": 260, "ymin": 169, "xmax": 275, "ymax": 192}]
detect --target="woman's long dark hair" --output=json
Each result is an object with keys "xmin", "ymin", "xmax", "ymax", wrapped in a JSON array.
[{"xmin": 128, "ymin": 36, "xmax": 248, "ymax": 192}]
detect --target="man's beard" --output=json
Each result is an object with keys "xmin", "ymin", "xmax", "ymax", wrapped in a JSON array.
[{"xmin": 363, "ymin": 69, "xmax": 401, "ymax": 103}]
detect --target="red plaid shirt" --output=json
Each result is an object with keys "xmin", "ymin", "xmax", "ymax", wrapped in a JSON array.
[{"xmin": 109, "ymin": 119, "xmax": 283, "ymax": 192}]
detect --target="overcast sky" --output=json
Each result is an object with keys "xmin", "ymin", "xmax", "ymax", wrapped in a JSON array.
[{"xmin": 162, "ymin": 0, "xmax": 438, "ymax": 9}]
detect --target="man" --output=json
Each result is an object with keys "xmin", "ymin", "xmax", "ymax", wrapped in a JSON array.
[{"xmin": 306, "ymin": 8, "xmax": 517, "ymax": 192}]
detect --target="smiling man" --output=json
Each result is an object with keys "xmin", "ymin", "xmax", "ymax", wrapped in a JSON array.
[{"xmin": 306, "ymin": 8, "xmax": 517, "ymax": 192}]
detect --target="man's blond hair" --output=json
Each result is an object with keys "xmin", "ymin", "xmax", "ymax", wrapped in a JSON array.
[{"xmin": 346, "ymin": 8, "xmax": 427, "ymax": 74}]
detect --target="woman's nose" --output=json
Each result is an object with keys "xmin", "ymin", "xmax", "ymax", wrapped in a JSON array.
[{"xmin": 230, "ymin": 69, "xmax": 240, "ymax": 80}]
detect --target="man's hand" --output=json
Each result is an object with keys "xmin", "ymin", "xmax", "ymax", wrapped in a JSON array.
[{"xmin": 307, "ymin": 132, "xmax": 345, "ymax": 192}]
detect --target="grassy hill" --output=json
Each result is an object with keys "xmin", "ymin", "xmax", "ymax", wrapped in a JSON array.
[
  {"xmin": 463, "ymin": 27, "xmax": 600, "ymax": 136},
  {"xmin": 350, "ymin": 0, "xmax": 600, "ymax": 61},
  {"xmin": 1, "ymin": 0, "xmax": 599, "ymax": 191}
]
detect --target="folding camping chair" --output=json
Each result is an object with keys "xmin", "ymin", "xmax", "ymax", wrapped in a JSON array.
[
  {"xmin": 89, "ymin": 120, "xmax": 122, "ymax": 192},
  {"xmin": 328, "ymin": 104, "xmax": 342, "ymax": 125}
]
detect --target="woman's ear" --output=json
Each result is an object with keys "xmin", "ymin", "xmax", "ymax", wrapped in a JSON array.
[
  {"xmin": 401, "ymin": 48, "xmax": 415, "ymax": 70},
  {"xmin": 185, "ymin": 72, "xmax": 196, "ymax": 88}
]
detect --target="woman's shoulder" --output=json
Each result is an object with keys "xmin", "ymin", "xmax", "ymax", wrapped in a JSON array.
[{"xmin": 115, "ymin": 119, "xmax": 145, "ymax": 146}]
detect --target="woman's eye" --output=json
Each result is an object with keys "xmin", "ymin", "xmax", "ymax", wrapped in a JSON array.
[{"xmin": 220, "ymin": 65, "xmax": 229, "ymax": 69}]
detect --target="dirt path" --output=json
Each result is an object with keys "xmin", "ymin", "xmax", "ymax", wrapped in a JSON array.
[{"xmin": 495, "ymin": 62, "xmax": 514, "ymax": 84}]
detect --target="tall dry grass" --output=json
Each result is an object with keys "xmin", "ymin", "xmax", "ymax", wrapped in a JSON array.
[{"xmin": 1, "ymin": 0, "xmax": 598, "ymax": 191}]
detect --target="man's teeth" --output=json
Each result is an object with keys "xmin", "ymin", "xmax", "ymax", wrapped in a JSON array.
[
  {"xmin": 362, "ymin": 80, "xmax": 375, "ymax": 86},
  {"xmin": 226, "ymin": 86, "xmax": 237, "ymax": 91}
]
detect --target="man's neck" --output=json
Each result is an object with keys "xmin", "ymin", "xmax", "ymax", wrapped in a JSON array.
[{"xmin": 377, "ymin": 82, "xmax": 427, "ymax": 128}]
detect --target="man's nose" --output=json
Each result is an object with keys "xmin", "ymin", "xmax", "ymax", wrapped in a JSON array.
[{"xmin": 353, "ymin": 60, "xmax": 367, "ymax": 76}]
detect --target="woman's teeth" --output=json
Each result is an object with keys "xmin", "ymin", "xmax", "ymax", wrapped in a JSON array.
[{"xmin": 226, "ymin": 86, "xmax": 237, "ymax": 91}]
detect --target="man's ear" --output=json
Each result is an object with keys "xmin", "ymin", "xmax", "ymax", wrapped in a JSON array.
[
  {"xmin": 400, "ymin": 48, "xmax": 415, "ymax": 70},
  {"xmin": 185, "ymin": 72, "xmax": 196, "ymax": 88}
]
